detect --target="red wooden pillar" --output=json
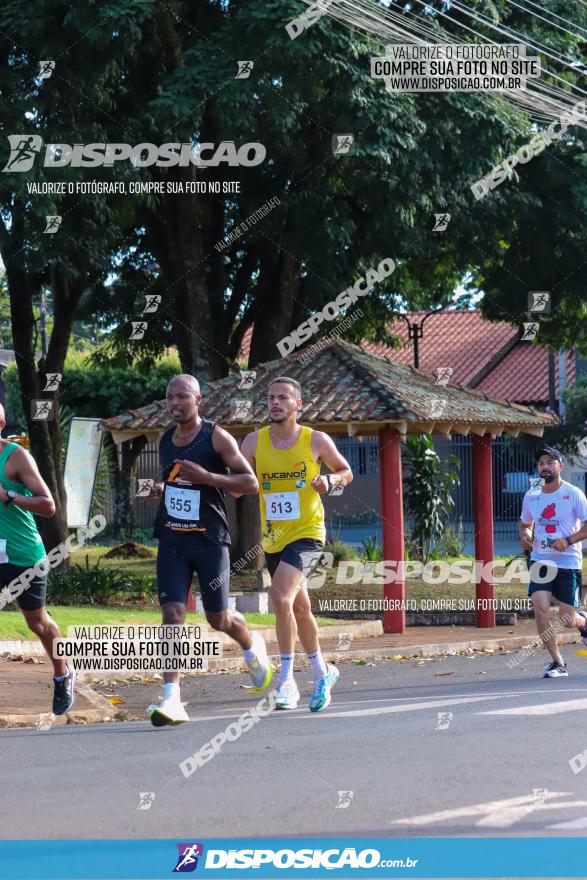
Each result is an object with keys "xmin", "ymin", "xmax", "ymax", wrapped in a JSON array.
[
  {"xmin": 472, "ymin": 434, "xmax": 495, "ymax": 627},
  {"xmin": 379, "ymin": 427, "xmax": 405, "ymax": 633}
]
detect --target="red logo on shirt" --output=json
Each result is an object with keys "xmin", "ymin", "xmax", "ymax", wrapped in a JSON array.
[
  {"xmin": 541, "ymin": 502, "xmax": 557, "ymax": 533},
  {"xmin": 563, "ymin": 495, "xmax": 570, "ymax": 500}
]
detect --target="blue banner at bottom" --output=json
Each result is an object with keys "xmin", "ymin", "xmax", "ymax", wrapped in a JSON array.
[{"xmin": 0, "ymin": 837, "xmax": 582, "ymax": 879}]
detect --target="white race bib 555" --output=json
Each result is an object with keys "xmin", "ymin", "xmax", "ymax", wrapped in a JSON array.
[{"xmin": 165, "ymin": 485, "xmax": 200, "ymax": 521}]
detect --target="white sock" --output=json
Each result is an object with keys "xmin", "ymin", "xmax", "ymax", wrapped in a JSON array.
[
  {"xmin": 163, "ymin": 682, "xmax": 180, "ymax": 701},
  {"xmin": 308, "ymin": 650, "xmax": 328, "ymax": 682},
  {"xmin": 243, "ymin": 644, "xmax": 257, "ymax": 662},
  {"xmin": 278, "ymin": 653, "xmax": 294, "ymax": 684}
]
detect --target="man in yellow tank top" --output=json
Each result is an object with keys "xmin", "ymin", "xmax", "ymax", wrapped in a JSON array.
[{"xmin": 239, "ymin": 377, "xmax": 352, "ymax": 711}]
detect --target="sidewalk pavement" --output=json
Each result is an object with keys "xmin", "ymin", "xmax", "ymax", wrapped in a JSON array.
[
  {"xmin": 1, "ymin": 617, "xmax": 582, "ymax": 728},
  {"xmin": 0, "ymin": 656, "xmax": 117, "ymax": 728}
]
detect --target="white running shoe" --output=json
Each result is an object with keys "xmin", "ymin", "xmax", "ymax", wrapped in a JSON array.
[
  {"xmin": 244, "ymin": 631, "xmax": 274, "ymax": 693},
  {"xmin": 147, "ymin": 697, "xmax": 190, "ymax": 727},
  {"xmin": 273, "ymin": 678, "xmax": 300, "ymax": 710},
  {"xmin": 543, "ymin": 660, "xmax": 568, "ymax": 678}
]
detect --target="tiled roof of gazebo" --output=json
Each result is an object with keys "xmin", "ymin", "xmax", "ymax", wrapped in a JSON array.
[{"xmin": 99, "ymin": 339, "xmax": 557, "ymax": 440}]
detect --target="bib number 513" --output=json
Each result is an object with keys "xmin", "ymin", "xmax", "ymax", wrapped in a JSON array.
[{"xmin": 270, "ymin": 499, "xmax": 292, "ymax": 516}]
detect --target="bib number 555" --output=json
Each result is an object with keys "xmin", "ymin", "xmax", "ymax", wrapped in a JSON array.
[{"xmin": 169, "ymin": 496, "xmax": 192, "ymax": 513}]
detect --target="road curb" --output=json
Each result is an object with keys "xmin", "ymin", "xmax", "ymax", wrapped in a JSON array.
[
  {"xmin": 169, "ymin": 631, "xmax": 585, "ymax": 675},
  {"xmin": 321, "ymin": 631, "xmax": 582, "ymax": 663},
  {"xmin": 0, "ymin": 679, "xmax": 116, "ymax": 730}
]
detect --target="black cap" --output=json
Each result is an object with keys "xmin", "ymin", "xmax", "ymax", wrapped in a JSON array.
[{"xmin": 535, "ymin": 446, "xmax": 563, "ymax": 464}]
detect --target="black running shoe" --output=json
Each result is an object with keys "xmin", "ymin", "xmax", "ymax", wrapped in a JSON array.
[
  {"xmin": 543, "ymin": 660, "xmax": 568, "ymax": 678},
  {"xmin": 578, "ymin": 611, "xmax": 587, "ymax": 647},
  {"xmin": 53, "ymin": 666, "xmax": 76, "ymax": 715}
]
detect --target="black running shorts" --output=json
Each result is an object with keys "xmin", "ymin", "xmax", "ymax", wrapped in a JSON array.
[
  {"xmin": 156, "ymin": 539, "xmax": 230, "ymax": 613},
  {"xmin": 265, "ymin": 538, "xmax": 324, "ymax": 584},
  {"xmin": 0, "ymin": 561, "xmax": 47, "ymax": 612},
  {"xmin": 528, "ymin": 565, "xmax": 582, "ymax": 608}
]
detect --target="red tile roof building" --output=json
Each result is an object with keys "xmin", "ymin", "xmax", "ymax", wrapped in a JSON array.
[{"xmin": 240, "ymin": 310, "xmax": 575, "ymax": 406}]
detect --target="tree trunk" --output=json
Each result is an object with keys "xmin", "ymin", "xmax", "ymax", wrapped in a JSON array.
[
  {"xmin": 248, "ymin": 232, "xmax": 300, "ymax": 366},
  {"xmin": 1, "ymin": 260, "xmax": 69, "ymax": 559},
  {"xmin": 146, "ymin": 174, "xmax": 228, "ymax": 383},
  {"xmin": 0, "ymin": 208, "xmax": 87, "ymax": 561}
]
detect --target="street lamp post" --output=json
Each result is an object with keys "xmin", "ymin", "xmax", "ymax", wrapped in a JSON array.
[{"xmin": 398, "ymin": 312, "xmax": 437, "ymax": 369}]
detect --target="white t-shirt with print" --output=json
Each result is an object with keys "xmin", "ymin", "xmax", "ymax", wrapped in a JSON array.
[{"xmin": 521, "ymin": 480, "xmax": 587, "ymax": 569}]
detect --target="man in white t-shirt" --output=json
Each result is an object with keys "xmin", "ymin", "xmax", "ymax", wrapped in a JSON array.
[{"xmin": 520, "ymin": 447, "xmax": 587, "ymax": 678}]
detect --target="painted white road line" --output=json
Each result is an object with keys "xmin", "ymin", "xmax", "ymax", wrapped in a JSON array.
[
  {"xmin": 392, "ymin": 793, "xmax": 587, "ymax": 829},
  {"xmin": 289, "ymin": 694, "xmax": 507, "ymax": 719},
  {"xmin": 477, "ymin": 801, "xmax": 587, "ymax": 828},
  {"xmin": 188, "ymin": 689, "xmax": 580, "ymax": 725},
  {"xmin": 179, "ymin": 696, "xmax": 500, "ymax": 725},
  {"xmin": 479, "ymin": 697, "xmax": 587, "ymax": 716},
  {"xmin": 547, "ymin": 816, "xmax": 587, "ymax": 830},
  {"xmin": 141, "ymin": 686, "xmax": 587, "ymax": 727}
]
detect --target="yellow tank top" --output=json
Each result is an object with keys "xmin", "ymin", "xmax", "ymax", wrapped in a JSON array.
[{"xmin": 256, "ymin": 425, "xmax": 325, "ymax": 553}]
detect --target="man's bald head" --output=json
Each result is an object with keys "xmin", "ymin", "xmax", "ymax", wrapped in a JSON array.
[
  {"xmin": 166, "ymin": 374, "xmax": 202, "ymax": 425},
  {"xmin": 167, "ymin": 374, "xmax": 200, "ymax": 396}
]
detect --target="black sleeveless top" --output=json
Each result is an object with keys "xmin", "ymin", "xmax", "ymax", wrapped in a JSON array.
[{"xmin": 154, "ymin": 419, "xmax": 230, "ymax": 546}]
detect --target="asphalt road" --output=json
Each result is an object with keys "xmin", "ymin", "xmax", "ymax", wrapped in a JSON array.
[{"xmin": 4, "ymin": 644, "xmax": 587, "ymax": 839}]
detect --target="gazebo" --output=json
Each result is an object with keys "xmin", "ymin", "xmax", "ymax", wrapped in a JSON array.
[{"xmin": 100, "ymin": 339, "xmax": 556, "ymax": 633}]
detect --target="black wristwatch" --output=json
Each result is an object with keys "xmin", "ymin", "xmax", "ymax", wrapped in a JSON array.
[
  {"xmin": 566, "ymin": 535, "xmax": 574, "ymax": 546},
  {"xmin": 5, "ymin": 490, "xmax": 17, "ymax": 506}
]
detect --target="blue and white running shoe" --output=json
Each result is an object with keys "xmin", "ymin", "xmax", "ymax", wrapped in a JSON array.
[{"xmin": 309, "ymin": 664, "xmax": 339, "ymax": 712}]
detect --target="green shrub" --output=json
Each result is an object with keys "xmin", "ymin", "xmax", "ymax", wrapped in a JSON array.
[
  {"xmin": 124, "ymin": 574, "xmax": 156, "ymax": 603},
  {"xmin": 403, "ymin": 435, "xmax": 460, "ymax": 562},
  {"xmin": 47, "ymin": 568, "xmax": 90, "ymax": 605},
  {"xmin": 324, "ymin": 540, "xmax": 360, "ymax": 563},
  {"xmin": 436, "ymin": 521, "xmax": 467, "ymax": 558},
  {"xmin": 360, "ymin": 535, "xmax": 383, "ymax": 561},
  {"xmin": 47, "ymin": 556, "xmax": 155, "ymax": 605}
]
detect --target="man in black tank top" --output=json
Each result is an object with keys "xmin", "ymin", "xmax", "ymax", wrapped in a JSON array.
[{"xmin": 146, "ymin": 374, "xmax": 273, "ymax": 727}]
